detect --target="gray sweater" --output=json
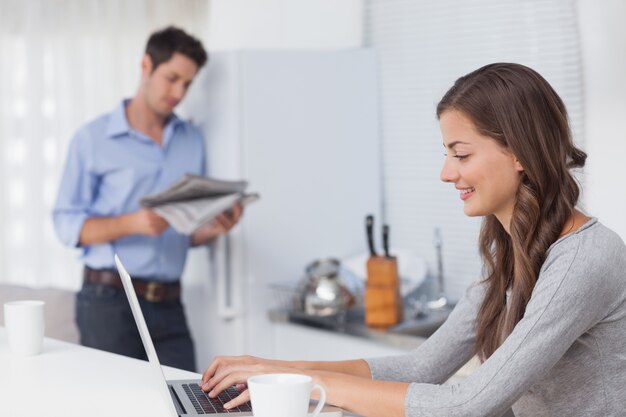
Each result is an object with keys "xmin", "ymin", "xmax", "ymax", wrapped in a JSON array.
[{"xmin": 366, "ymin": 218, "xmax": 626, "ymax": 416}]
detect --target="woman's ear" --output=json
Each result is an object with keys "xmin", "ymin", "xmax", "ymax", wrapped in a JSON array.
[{"xmin": 514, "ymin": 157, "xmax": 524, "ymax": 172}]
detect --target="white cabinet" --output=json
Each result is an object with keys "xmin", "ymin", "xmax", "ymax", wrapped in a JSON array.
[
  {"xmin": 270, "ymin": 322, "xmax": 413, "ymax": 361},
  {"xmin": 269, "ymin": 320, "xmax": 480, "ymax": 382}
]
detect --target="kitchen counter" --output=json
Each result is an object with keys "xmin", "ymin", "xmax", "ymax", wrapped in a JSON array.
[{"xmin": 268, "ymin": 305, "xmax": 454, "ymax": 351}]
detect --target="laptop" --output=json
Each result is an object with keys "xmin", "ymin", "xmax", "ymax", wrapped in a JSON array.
[{"xmin": 114, "ymin": 254, "xmax": 343, "ymax": 417}]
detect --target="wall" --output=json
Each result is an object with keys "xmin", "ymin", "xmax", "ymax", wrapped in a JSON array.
[
  {"xmin": 206, "ymin": 0, "xmax": 363, "ymax": 50},
  {"xmin": 578, "ymin": 0, "xmax": 626, "ymax": 240}
]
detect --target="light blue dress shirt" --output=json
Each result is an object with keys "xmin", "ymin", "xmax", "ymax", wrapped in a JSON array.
[{"xmin": 52, "ymin": 100, "xmax": 206, "ymax": 281}]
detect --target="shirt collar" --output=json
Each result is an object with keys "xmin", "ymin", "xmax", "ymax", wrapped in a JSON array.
[
  {"xmin": 106, "ymin": 100, "xmax": 131, "ymax": 138},
  {"xmin": 105, "ymin": 99, "xmax": 185, "ymax": 139}
]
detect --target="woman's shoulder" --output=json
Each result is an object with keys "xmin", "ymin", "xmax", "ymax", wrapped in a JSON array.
[
  {"xmin": 543, "ymin": 218, "xmax": 626, "ymax": 283},
  {"xmin": 535, "ymin": 218, "xmax": 626, "ymax": 321},
  {"xmin": 551, "ymin": 218, "xmax": 624, "ymax": 253}
]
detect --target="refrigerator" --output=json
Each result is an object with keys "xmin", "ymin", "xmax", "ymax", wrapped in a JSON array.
[{"xmin": 178, "ymin": 50, "xmax": 382, "ymax": 369}]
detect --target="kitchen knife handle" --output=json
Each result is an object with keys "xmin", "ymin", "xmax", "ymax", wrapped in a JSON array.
[
  {"xmin": 383, "ymin": 224, "xmax": 390, "ymax": 257},
  {"xmin": 366, "ymin": 215, "xmax": 377, "ymax": 256}
]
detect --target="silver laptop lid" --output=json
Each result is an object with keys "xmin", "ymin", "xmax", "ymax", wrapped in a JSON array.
[{"xmin": 115, "ymin": 254, "xmax": 179, "ymax": 417}]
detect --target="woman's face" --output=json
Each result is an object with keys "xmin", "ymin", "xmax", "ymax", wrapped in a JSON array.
[{"xmin": 439, "ymin": 110, "xmax": 524, "ymax": 229}]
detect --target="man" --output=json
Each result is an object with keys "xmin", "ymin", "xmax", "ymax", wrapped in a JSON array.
[{"xmin": 52, "ymin": 26, "xmax": 242, "ymax": 372}]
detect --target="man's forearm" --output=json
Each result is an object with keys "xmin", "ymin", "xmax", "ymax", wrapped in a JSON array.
[
  {"xmin": 79, "ymin": 214, "xmax": 135, "ymax": 246},
  {"xmin": 191, "ymin": 223, "xmax": 221, "ymax": 246}
]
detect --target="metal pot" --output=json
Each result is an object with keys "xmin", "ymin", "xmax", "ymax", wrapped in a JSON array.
[{"xmin": 300, "ymin": 258, "xmax": 357, "ymax": 317}]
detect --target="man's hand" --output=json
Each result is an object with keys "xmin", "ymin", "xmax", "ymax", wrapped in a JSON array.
[
  {"xmin": 79, "ymin": 208, "xmax": 169, "ymax": 245},
  {"xmin": 128, "ymin": 208, "xmax": 169, "ymax": 236},
  {"xmin": 191, "ymin": 202, "xmax": 243, "ymax": 245},
  {"xmin": 212, "ymin": 202, "xmax": 243, "ymax": 234}
]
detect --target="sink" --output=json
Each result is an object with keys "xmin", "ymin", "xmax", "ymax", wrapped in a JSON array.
[
  {"xmin": 285, "ymin": 303, "xmax": 454, "ymax": 339},
  {"xmin": 286, "ymin": 307, "xmax": 365, "ymax": 331},
  {"xmin": 387, "ymin": 306, "xmax": 453, "ymax": 337},
  {"xmin": 385, "ymin": 275, "xmax": 455, "ymax": 337}
]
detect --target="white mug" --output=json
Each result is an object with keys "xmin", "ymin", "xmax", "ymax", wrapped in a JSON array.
[
  {"xmin": 247, "ymin": 373, "xmax": 326, "ymax": 417},
  {"xmin": 3, "ymin": 300, "xmax": 45, "ymax": 356}
]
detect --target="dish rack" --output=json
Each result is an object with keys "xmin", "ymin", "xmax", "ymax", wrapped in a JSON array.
[{"xmin": 267, "ymin": 282, "xmax": 304, "ymax": 312}]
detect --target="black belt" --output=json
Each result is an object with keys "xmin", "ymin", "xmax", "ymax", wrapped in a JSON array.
[{"xmin": 83, "ymin": 267, "xmax": 180, "ymax": 303}]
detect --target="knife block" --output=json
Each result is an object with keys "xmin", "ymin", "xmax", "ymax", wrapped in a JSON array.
[{"xmin": 365, "ymin": 256, "xmax": 403, "ymax": 327}]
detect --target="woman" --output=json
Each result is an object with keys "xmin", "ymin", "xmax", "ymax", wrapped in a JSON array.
[{"xmin": 200, "ymin": 63, "xmax": 626, "ymax": 416}]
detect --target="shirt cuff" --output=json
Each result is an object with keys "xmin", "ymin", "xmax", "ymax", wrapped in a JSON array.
[
  {"xmin": 364, "ymin": 356, "xmax": 395, "ymax": 380},
  {"xmin": 53, "ymin": 211, "xmax": 89, "ymax": 248}
]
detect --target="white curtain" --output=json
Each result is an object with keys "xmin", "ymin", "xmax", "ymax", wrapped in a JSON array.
[{"xmin": 0, "ymin": 0, "xmax": 209, "ymax": 289}]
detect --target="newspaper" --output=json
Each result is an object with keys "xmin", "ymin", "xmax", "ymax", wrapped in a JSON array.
[{"xmin": 140, "ymin": 174, "xmax": 259, "ymax": 235}]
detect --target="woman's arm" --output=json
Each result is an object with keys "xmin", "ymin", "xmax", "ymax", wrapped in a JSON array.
[
  {"xmin": 201, "ymin": 356, "xmax": 371, "ymax": 386},
  {"xmin": 201, "ymin": 356, "xmax": 408, "ymax": 417},
  {"xmin": 365, "ymin": 279, "xmax": 484, "ymax": 384},
  {"xmin": 313, "ymin": 371, "xmax": 408, "ymax": 417},
  {"xmin": 289, "ymin": 358, "xmax": 372, "ymax": 377}
]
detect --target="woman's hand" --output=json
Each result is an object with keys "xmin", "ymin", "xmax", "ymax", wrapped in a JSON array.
[{"xmin": 201, "ymin": 355, "xmax": 302, "ymax": 409}]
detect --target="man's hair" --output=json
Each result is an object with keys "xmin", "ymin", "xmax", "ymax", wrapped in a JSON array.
[
  {"xmin": 437, "ymin": 63, "xmax": 586, "ymax": 361},
  {"xmin": 145, "ymin": 26, "xmax": 208, "ymax": 71}
]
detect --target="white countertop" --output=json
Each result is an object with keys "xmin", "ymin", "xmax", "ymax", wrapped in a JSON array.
[
  {"xmin": 0, "ymin": 327, "xmax": 198, "ymax": 417},
  {"xmin": 0, "ymin": 327, "xmax": 359, "ymax": 417}
]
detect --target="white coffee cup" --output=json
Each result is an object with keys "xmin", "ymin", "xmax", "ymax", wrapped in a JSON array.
[
  {"xmin": 3, "ymin": 300, "xmax": 45, "ymax": 356},
  {"xmin": 247, "ymin": 373, "xmax": 326, "ymax": 417}
]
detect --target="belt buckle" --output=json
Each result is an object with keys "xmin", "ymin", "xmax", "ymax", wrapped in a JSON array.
[{"xmin": 144, "ymin": 282, "xmax": 164, "ymax": 303}]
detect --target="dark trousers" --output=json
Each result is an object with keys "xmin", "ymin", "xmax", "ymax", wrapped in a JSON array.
[{"xmin": 75, "ymin": 282, "xmax": 196, "ymax": 372}]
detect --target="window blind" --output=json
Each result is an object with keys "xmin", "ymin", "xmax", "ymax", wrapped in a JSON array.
[{"xmin": 364, "ymin": 0, "xmax": 584, "ymax": 299}]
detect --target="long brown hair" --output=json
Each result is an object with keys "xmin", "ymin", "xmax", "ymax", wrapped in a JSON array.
[{"xmin": 436, "ymin": 63, "xmax": 587, "ymax": 360}]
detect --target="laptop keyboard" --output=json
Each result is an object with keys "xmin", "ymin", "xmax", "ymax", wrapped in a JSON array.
[{"xmin": 182, "ymin": 384, "xmax": 252, "ymax": 414}]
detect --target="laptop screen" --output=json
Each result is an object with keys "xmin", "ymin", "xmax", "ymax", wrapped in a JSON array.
[{"xmin": 115, "ymin": 254, "xmax": 180, "ymax": 417}]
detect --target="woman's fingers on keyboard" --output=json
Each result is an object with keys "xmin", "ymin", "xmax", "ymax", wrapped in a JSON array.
[
  {"xmin": 209, "ymin": 371, "xmax": 247, "ymax": 398},
  {"xmin": 224, "ymin": 389, "xmax": 251, "ymax": 410}
]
